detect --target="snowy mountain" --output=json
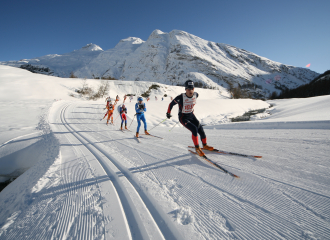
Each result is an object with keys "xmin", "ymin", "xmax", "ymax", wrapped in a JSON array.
[
  {"xmin": 0, "ymin": 30, "xmax": 319, "ymax": 97},
  {"xmin": 1, "ymin": 43, "xmax": 103, "ymax": 77}
]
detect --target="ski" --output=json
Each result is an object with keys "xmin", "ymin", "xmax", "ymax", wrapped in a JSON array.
[
  {"xmin": 188, "ymin": 146, "xmax": 262, "ymax": 158},
  {"xmin": 140, "ymin": 134, "xmax": 163, "ymax": 139},
  {"xmin": 134, "ymin": 135, "xmax": 141, "ymax": 143},
  {"xmin": 120, "ymin": 129, "xmax": 131, "ymax": 132},
  {"xmin": 188, "ymin": 150, "xmax": 239, "ymax": 178}
]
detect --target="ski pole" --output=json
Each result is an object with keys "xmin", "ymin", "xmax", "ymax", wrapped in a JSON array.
[
  {"xmin": 169, "ymin": 121, "xmax": 179, "ymax": 132},
  {"xmin": 128, "ymin": 114, "xmax": 136, "ymax": 129},
  {"xmin": 148, "ymin": 118, "xmax": 167, "ymax": 132}
]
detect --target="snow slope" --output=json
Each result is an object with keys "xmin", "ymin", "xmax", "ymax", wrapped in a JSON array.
[{"xmin": 0, "ymin": 66, "xmax": 330, "ymax": 239}]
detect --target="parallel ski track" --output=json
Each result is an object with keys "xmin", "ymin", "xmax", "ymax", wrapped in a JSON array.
[
  {"xmin": 71, "ymin": 102, "xmax": 330, "ymax": 239},
  {"xmin": 61, "ymin": 103, "xmax": 183, "ymax": 240}
]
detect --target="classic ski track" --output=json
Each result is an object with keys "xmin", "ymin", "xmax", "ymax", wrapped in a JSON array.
[
  {"xmin": 62, "ymin": 103, "xmax": 183, "ymax": 240},
  {"xmin": 72, "ymin": 118, "xmax": 287, "ymax": 239},
  {"xmin": 70, "ymin": 102, "xmax": 330, "ymax": 239},
  {"xmin": 80, "ymin": 123, "xmax": 330, "ymax": 203},
  {"xmin": 59, "ymin": 104, "xmax": 133, "ymax": 240}
]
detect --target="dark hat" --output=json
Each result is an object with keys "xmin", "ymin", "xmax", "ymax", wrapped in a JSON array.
[{"xmin": 184, "ymin": 80, "xmax": 194, "ymax": 89}]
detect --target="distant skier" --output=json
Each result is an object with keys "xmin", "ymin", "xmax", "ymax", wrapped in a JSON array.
[
  {"xmin": 170, "ymin": 96, "xmax": 173, "ymax": 101},
  {"xmin": 119, "ymin": 104, "xmax": 128, "ymax": 130},
  {"xmin": 116, "ymin": 95, "xmax": 120, "ymax": 102},
  {"xmin": 135, "ymin": 97, "xmax": 150, "ymax": 137},
  {"xmin": 155, "ymin": 96, "xmax": 158, "ymax": 101},
  {"xmin": 105, "ymin": 98, "xmax": 112, "ymax": 110},
  {"xmin": 166, "ymin": 80, "xmax": 214, "ymax": 156},
  {"xmin": 162, "ymin": 97, "xmax": 164, "ymax": 101},
  {"xmin": 123, "ymin": 95, "xmax": 127, "ymax": 103},
  {"xmin": 103, "ymin": 102, "xmax": 114, "ymax": 125},
  {"xmin": 147, "ymin": 97, "xmax": 150, "ymax": 102}
]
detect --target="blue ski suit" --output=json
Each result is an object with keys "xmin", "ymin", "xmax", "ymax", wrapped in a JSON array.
[{"xmin": 135, "ymin": 102, "xmax": 147, "ymax": 132}]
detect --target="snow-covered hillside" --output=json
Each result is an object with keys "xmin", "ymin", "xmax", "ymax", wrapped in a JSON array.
[
  {"xmin": 1, "ymin": 43, "xmax": 103, "ymax": 77},
  {"xmin": 0, "ymin": 30, "xmax": 319, "ymax": 98},
  {"xmin": 1, "ymin": 64, "xmax": 330, "ymax": 240}
]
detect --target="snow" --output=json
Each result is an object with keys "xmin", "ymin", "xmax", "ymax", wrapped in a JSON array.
[{"xmin": 0, "ymin": 66, "xmax": 330, "ymax": 239}]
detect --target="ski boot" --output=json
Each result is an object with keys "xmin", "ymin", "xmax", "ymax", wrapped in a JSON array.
[
  {"xmin": 195, "ymin": 147, "xmax": 206, "ymax": 157},
  {"xmin": 145, "ymin": 130, "xmax": 150, "ymax": 135},
  {"xmin": 125, "ymin": 126, "xmax": 128, "ymax": 130},
  {"xmin": 202, "ymin": 144, "xmax": 214, "ymax": 151},
  {"xmin": 136, "ymin": 132, "xmax": 139, "ymax": 138}
]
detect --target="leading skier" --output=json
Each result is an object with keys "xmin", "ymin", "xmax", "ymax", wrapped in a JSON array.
[{"xmin": 166, "ymin": 80, "xmax": 214, "ymax": 156}]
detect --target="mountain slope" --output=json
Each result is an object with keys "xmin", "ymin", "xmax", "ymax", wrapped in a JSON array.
[
  {"xmin": 1, "ymin": 43, "xmax": 103, "ymax": 77},
  {"xmin": 0, "ymin": 30, "xmax": 319, "ymax": 98}
]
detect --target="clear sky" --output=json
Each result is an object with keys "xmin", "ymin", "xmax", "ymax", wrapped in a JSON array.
[{"xmin": 0, "ymin": 0, "xmax": 329, "ymax": 74}]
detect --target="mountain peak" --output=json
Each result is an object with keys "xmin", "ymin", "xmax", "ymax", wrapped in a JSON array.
[
  {"xmin": 79, "ymin": 43, "xmax": 103, "ymax": 51},
  {"xmin": 119, "ymin": 37, "xmax": 144, "ymax": 45},
  {"xmin": 148, "ymin": 29, "xmax": 167, "ymax": 40}
]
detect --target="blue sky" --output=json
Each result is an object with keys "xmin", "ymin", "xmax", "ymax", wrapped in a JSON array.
[{"xmin": 0, "ymin": 0, "xmax": 329, "ymax": 74}]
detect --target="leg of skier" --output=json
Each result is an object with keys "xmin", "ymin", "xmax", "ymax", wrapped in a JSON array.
[
  {"xmin": 136, "ymin": 114, "xmax": 141, "ymax": 137},
  {"xmin": 191, "ymin": 114, "xmax": 214, "ymax": 151},
  {"xmin": 141, "ymin": 114, "xmax": 149, "ymax": 135}
]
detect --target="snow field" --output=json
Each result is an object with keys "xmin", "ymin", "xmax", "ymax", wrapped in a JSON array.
[{"xmin": 1, "ymin": 65, "xmax": 330, "ymax": 239}]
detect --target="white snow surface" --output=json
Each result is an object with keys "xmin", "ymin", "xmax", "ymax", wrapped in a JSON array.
[{"xmin": 0, "ymin": 66, "xmax": 330, "ymax": 239}]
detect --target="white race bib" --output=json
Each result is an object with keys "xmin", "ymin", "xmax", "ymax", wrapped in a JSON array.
[{"xmin": 181, "ymin": 93, "xmax": 197, "ymax": 113}]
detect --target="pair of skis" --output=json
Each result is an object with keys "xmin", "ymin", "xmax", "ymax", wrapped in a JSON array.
[{"xmin": 188, "ymin": 146, "xmax": 262, "ymax": 178}]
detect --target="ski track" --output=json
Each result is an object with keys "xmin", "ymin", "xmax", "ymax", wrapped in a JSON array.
[
  {"xmin": 61, "ymin": 103, "xmax": 182, "ymax": 240},
  {"xmin": 65, "ymin": 102, "xmax": 330, "ymax": 239},
  {"xmin": 3, "ymin": 101, "xmax": 328, "ymax": 239}
]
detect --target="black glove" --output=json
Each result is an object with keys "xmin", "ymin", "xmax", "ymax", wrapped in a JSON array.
[
  {"xmin": 139, "ymin": 104, "xmax": 144, "ymax": 110},
  {"xmin": 166, "ymin": 113, "xmax": 172, "ymax": 119}
]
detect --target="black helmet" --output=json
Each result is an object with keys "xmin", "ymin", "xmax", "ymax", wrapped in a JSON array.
[{"xmin": 184, "ymin": 80, "xmax": 194, "ymax": 89}]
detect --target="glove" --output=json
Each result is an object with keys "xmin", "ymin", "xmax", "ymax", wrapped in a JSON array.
[
  {"xmin": 166, "ymin": 113, "xmax": 172, "ymax": 119},
  {"xmin": 139, "ymin": 104, "xmax": 144, "ymax": 110}
]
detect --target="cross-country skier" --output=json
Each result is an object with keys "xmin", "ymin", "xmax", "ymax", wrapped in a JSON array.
[
  {"xmin": 103, "ymin": 102, "xmax": 114, "ymax": 125},
  {"xmin": 166, "ymin": 80, "xmax": 214, "ymax": 156},
  {"xmin": 119, "ymin": 104, "xmax": 128, "ymax": 130},
  {"xmin": 135, "ymin": 97, "xmax": 150, "ymax": 137},
  {"xmin": 123, "ymin": 95, "xmax": 127, "ymax": 103},
  {"xmin": 105, "ymin": 98, "xmax": 112, "ymax": 110},
  {"xmin": 116, "ymin": 95, "xmax": 120, "ymax": 102}
]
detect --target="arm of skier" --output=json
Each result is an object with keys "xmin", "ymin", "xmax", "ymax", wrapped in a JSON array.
[
  {"xmin": 135, "ymin": 103, "xmax": 143, "ymax": 114},
  {"xmin": 167, "ymin": 95, "xmax": 181, "ymax": 118}
]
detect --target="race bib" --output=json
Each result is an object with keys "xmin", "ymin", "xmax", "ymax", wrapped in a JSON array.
[{"xmin": 182, "ymin": 93, "xmax": 197, "ymax": 113}]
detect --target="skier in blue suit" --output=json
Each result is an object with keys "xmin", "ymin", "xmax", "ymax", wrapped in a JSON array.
[{"xmin": 135, "ymin": 97, "xmax": 150, "ymax": 138}]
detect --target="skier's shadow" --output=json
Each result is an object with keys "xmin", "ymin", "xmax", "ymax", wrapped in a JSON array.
[{"xmin": 127, "ymin": 153, "xmax": 217, "ymax": 174}]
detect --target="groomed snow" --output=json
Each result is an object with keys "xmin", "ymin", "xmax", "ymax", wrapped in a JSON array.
[{"xmin": 0, "ymin": 65, "xmax": 329, "ymax": 239}]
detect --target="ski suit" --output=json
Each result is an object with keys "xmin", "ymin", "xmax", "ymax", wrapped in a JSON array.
[
  {"xmin": 106, "ymin": 100, "xmax": 112, "ymax": 110},
  {"xmin": 104, "ymin": 104, "xmax": 114, "ymax": 124},
  {"xmin": 135, "ymin": 102, "xmax": 147, "ymax": 132},
  {"xmin": 167, "ymin": 92, "xmax": 207, "ymax": 147},
  {"xmin": 120, "ymin": 106, "xmax": 127, "ymax": 127}
]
